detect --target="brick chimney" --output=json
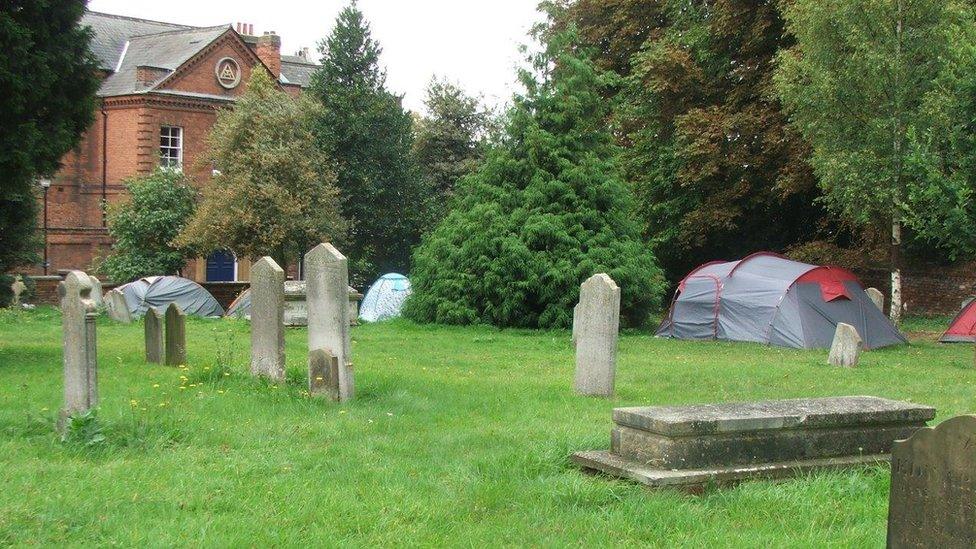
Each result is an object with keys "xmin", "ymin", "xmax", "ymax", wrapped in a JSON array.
[{"xmin": 254, "ymin": 32, "xmax": 281, "ymax": 78}]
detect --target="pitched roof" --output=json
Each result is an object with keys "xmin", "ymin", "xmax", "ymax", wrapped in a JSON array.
[
  {"xmin": 81, "ymin": 10, "xmax": 322, "ymax": 98},
  {"xmin": 98, "ymin": 25, "xmax": 231, "ymax": 97},
  {"xmin": 81, "ymin": 11, "xmax": 194, "ymax": 71},
  {"xmin": 280, "ymin": 54, "xmax": 318, "ymax": 87}
]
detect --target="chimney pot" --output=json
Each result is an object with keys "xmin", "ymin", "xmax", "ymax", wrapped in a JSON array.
[{"xmin": 249, "ymin": 23, "xmax": 254, "ymax": 35}]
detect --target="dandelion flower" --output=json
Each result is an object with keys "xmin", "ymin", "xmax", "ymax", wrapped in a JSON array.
[
  {"xmin": 339, "ymin": 410, "xmax": 347, "ymax": 414},
  {"xmin": 218, "ymin": 390, "xmax": 224, "ymax": 394},
  {"xmin": 152, "ymin": 384, "xmax": 160, "ymax": 388},
  {"xmin": 129, "ymin": 400, "xmax": 138, "ymax": 407}
]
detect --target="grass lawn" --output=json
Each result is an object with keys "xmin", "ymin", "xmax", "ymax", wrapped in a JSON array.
[{"xmin": 1, "ymin": 307, "xmax": 974, "ymax": 547}]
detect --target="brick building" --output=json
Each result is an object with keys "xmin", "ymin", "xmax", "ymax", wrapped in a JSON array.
[{"xmin": 33, "ymin": 11, "xmax": 318, "ymax": 282}]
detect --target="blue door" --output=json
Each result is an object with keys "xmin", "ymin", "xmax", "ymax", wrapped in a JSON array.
[{"xmin": 206, "ymin": 250, "xmax": 236, "ymax": 281}]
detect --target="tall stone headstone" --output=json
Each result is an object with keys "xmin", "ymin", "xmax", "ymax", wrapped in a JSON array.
[
  {"xmin": 828, "ymin": 322, "xmax": 863, "ymax": 367},
  {"xmin": 866, "ymin": 287, "xmax": 885, "ymax": 312},
  {"xmin": 305, "ymin": 243, "xmax": 353, "ymax": 401},
  {"xmin": 144, "ymin": 308, "xmax": 164, "ymax": 364},
  {"xmin": 164, "ymin": 303, "xmax": 187, "ymax": 366},
  {"xmin": 887, "ymin": 415, "xmax": 976, "ymax": 548},
  {"xmin": 573, "ymin": 273, "xmax": 621, "ymax": 397},
  {"xmin": 59, "ymin": 271, "xmax": 98, "ymax": 424},
  {"xmin": 250, "ymin": 257, "xmax": 285, "ymax": 381}
]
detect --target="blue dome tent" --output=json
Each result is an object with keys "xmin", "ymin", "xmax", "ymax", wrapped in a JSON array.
[{"xmin": 359, "ymin": 273, "xmax": 411, "ymax": 322}]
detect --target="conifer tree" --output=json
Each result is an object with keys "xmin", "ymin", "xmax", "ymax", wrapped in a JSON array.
[
  {"xmin": 413, "ymin": 78, "xmax": 489, "ymax": 223},
  {"xmin": 0, "ymin": 0, "xmax": 99, "ymax": 273},
  {"xmin": 404, "ymin": 27, "xmax": 665, "ymax": 329},
  {"xmin": 309, "ymin": 2, "xmax": 426, "ymax": 284}
]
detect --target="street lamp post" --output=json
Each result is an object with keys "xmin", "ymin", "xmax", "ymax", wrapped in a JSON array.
[{"xmin": 39, "ymin": 178, "xmax": 51, "ymax": 275}]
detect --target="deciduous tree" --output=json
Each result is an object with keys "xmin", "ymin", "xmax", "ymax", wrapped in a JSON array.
[
  {"xmin": 178, "ymin": 70, "xmax": 345, "ymax": 272},
  {"xmin": 100, "ymin": 170, "xmax": 195, "ymax": 283},
  {"xmin": 775, "ymin": 0, "xmax": 976, "ymax": 323}
]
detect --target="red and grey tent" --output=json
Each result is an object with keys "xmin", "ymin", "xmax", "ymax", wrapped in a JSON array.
[
  {"xmin": 656, "ymin": 252, "xmax": 906, "ymax": 349},
  {"xmin": 940, "ymin": 300, "xmax": 976, "ymax": 343}
]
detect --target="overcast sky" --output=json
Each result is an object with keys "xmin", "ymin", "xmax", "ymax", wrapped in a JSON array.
[{"xmin": 86, "ymin": 0, "xmax": 543, "ymax": 113}]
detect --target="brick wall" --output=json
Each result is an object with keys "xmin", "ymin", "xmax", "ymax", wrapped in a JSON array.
[
  {"xmin": 202, "ymin": 282, "xmax": 249, "ymax": 309},
  {"xmin": 856, "ymin": 262, "xmax": 976, "ymax": 317}
]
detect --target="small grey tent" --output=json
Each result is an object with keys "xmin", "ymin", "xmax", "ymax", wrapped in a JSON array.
[
  {"xmin": 105, "ymin": 276, "xmax": 223, "ymax": 319},
  {"xmin": 656, "ymin": 252, "xmax": 906, "ymax": 349}
]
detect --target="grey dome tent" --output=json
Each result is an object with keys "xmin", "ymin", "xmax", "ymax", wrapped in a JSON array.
[
  {"xmin": 359, "ymin": 273, "xmax": 411, "ymax": 322},
  {"xmin": 656, "ymin": 252, "xmax": 906, "ymax": 349},
  {"xmin": 105, "ymin": 276, "xmax": 223, "ymax": 320}
]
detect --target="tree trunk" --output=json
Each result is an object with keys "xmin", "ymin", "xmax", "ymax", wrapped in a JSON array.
[{"xmin": 890, "ymin": 217, "xmax": 902, "ymax": 325}]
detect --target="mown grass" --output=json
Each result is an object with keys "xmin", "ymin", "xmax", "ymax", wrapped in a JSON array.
[{"xmin": 0, "ymin": 307, "xmax": 973, "ymax": 547}]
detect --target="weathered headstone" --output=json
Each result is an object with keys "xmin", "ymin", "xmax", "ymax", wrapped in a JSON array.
[
  {"xmin": 144, "ymin": 308, "xmax": 164, "ymax": 364},
  {"xmin": 573, "ymin": 396, "xmax": 936, "ymax": 491},
  {"xmin": 887, "ymin": 415, "xmax": 976, "ymax": 548},
  {"xmin": 308, "ymin": 348, "xmax": 340, "ymax": 400},
  {"xmin": 573, "ymin": 274, "xmax": 620, "ymax": 397},
  {"xmin": 10, "ymin": 276, "xmax": 27, "ymax": 305},
  {"xmin": 305, "ymin": 243, "xmax": 354, "ymax": 401},
  {"xmin": 88, "ymin": 275, "xmax": 104, "ymax": 309},
  {"xmin": 164, "ymin": 302, "xmax": 186, "ymax": 366},
  {"xmin": 828, "ymin": 322, "xmax": 863, "ymax": 367},
  {"xmin": 58, "ymin": 271, "xmax": 98, "ymax": 426},
  {"xmin": 250, "ymin": 257, "xmax": 285, "ymax": 381},
  {"xmin": 105, "ymin": 290, "xmax": 132, "ymax": 323},
  {"xmin": 866, "ymin": 287, "xmax": 885, "ymax": 312}
]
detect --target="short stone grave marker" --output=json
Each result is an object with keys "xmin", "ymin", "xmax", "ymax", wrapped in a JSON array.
[
  {"xmin": 828, "ymin": 322, "xmax": 863, "ymax": 367},
  {"xmin": 887, "ymin": 415, "xmax": 976, "ymax": 548},
  {"xmin": 308, "ymin": 348, "xmax": 341, "ymax": 400},
  {"xmin": 144, "ymin": 308, "xmax": 164, "ymax": 364},
  {"xmin": 866, "ymin": 287, "xmax": 885, "ymax": 312},
  {"xmin": 250, "ymin": 257, "xmax": 285, "ymax": 381},
  {"xmin": 164, "ymin": 303, "xmax": 186, "ymax": 366},
  {"xmin": 573, "ymin": 274, "xmax": 620, "ymax": 397},
  {"xmin": 305, "ymin": 243, "xmax": 354, "ymax": 401},
  {"xmin": 58, "ymin": 271, "xmax": 99, "ymax": 427},
  {"xmin": 105, "ymin": 290, "xmax": 132, "ymax": 323}
]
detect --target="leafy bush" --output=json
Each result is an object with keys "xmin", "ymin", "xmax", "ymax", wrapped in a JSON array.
[
  {"xmin": 404, "ymin": 28, "xmax": 665, "ymax": 329},
  {"xmin": 100, "ymin": 169, "xmax": 196, "ymax": 283}
]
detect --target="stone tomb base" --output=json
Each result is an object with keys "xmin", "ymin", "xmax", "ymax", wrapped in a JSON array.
[{"xmin": 572, "ymin": 396, "xmax": 935, "ymax": 491}]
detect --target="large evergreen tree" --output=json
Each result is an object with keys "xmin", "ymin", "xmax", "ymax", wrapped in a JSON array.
[
  {"xmin": 412, "ymin": 78, "xmax": 489, "ymax": 223},
  {"xmin": 309, "ymin": 2, "xmax": 426, "ymax": 285},
  {"xmin": 404, "ymin": 27, "xmax": 665, "ymax": 329},
  {"xmin": 0, "ymin": 0, "xmax": 99, "ymax": 272},
  {"xmin": 775, "ymin": 0, "xmax": 976, "ymax": 323},
  {"xmin": 178, "ymin": 70, "xmax": 346, "ymax": 272}
]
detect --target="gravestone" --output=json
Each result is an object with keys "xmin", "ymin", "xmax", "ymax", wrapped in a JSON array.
[
  {"xmin": 105, "ymin": 290, "xmax": 132, "ymax": 323},
  {"xmin": 144, "ymin": 308, "xmax": 164, "ymax": 364},
  {"xmin": 58, "ymin": 271, "xmax": 99, "ymax": 426},
  {"xmin": 250, "ymin": 257, "xmax": 285, "ymax": 381},
  {"xmin": 571, "ymin": 303, "xmax": 580, "ymax": 348},
  {"xmin": 305, "ymin": 243, "xmax": 354, "ymax": 401},
  {"xmin": 164, "ymin": 302, "xmax": 187, "ymax": 366},
  {"xmin": 573, "ymin": 396, "xmax": 935, "ymax": 491},
  {"xmin": 88, "ymin": 275, "xmax": 104, "ymax": 309},
  {"xmin": 866, "ymin": 287, "xmax": 885, "ymax": 312},
  {"xmin": 308, "ymin": 348, "xmax": 340, "ymax": 400},
  {"xmin": 10, "ymin": 276, "xmax": 27, "ymax": 305},
  {"xmin": 828, "ymin": 322, "xmax": 862, "ymax": 367},
  {"xmin": 887, "ymin": 415, "xmax": 976, "ymax": 548},
  {"xmin": 573, "ymin": 274, "xmax": 620, "ymax": 397}
]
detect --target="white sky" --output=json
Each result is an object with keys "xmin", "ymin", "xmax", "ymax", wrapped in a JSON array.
[{"xmin": 86, "ymin": 0, "xmax": 543, "ymax": 113}]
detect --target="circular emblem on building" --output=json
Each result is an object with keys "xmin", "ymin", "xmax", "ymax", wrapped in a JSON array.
[{"xmin": 215, "ymin": 57, "xmax": 241, "ymax": 89}]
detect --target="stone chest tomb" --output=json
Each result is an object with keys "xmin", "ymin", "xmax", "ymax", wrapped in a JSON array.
[{"xmin": 573, "ymin": 396, "xmax": 935, "ymax": 490}]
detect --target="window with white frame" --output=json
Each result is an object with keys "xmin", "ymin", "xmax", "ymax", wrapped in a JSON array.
[{"xmin": 159, "ymin": 126, "xmax": 183, "ymax": 170}]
